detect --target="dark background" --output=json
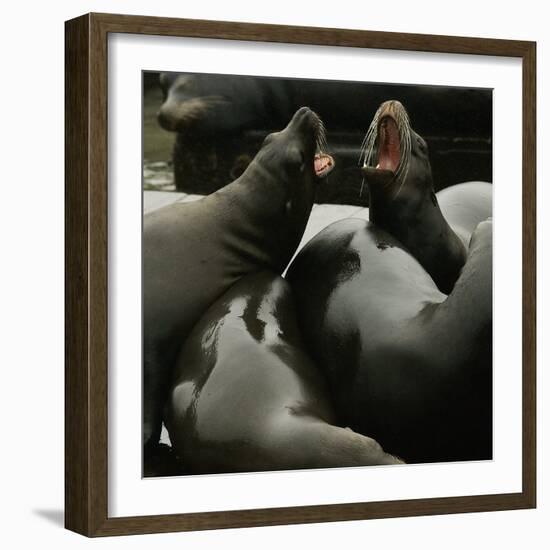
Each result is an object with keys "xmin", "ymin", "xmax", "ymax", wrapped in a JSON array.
[{"xmin": 143, "ymin": 72, "xmax": 492, "ymax": 206}]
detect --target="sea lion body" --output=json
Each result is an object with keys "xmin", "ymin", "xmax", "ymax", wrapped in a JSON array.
[
  {"xmin": 143, "ymin": 107, "xmax": 334, "ymax": 464},
  {"xmin": 285, "ymin": 100, "xmax": 493, "ymax": 463},
  {"xmin": 437, "ymin": 181, "xmax": 492, "ymax": 246},
  {"xmin": 166, "ymin": 272, "xmax": 400, "ymax": 473},
  {"xmin": 286, "ymin": 218, "xmax": 493, "ymax": 464}
]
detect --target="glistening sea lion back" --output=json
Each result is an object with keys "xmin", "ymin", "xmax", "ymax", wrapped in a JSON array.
[
  {"xmin": 286, "ymin": 218, "xmax": 493, "ymax": 464},
  {"xmin": 166, "ymin": 272, "xmax": 401, "ymax": 474}
]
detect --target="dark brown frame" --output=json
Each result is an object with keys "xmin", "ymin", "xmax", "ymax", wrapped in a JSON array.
[{"xmin": 65, "ymin": 12, "xmax": 537, "ymax": 537}]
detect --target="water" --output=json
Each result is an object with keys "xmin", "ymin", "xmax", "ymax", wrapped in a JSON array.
[
  {"xmin": 143, "ymin": 85, "xmax": 177, "ymax": 191},
  {"xmin": 143, "ymin": 160, "xmax": 175, "ymax": 191}
]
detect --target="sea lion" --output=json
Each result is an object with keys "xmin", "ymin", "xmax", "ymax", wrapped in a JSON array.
[
  {"xmin": 436, "ymin": 181, "xmax": 492, "ymax": 246},
  {"xmin": 165, "ymin": 272, "xmax": 401, "ymax": 474},
  {"xmin": 360, "ymin": 100, "xmax": 491, "ymax": 293},
  {"xmin": 143, "ymin": 107, "xmax": 334, "ymax": 472},
  {"xmin": 286, "ymin": 218, "xmax": 493, "ymax": 464}
]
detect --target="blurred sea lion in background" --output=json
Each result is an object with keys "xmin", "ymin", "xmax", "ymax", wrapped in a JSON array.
[{"xmin": 157, "ymin": 72, "xmax": 294, "ymax": 193}]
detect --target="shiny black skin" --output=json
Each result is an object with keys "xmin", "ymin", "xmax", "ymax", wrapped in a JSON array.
[
  {"xmin": 165, "ymin": 272, "xmax": 401, "ymax": 474},
  {"xmin": 143, "ymin": 108, "xmax": 324, "ymax": 469},
  {"xmin": 286, "ymin": 219, "xmax": 493, "ymax": 464}
]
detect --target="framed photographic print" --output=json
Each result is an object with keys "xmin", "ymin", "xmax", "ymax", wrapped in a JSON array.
[{"xmin": 65, "ymin": 12, "xmax": 536, "ymax": 537}]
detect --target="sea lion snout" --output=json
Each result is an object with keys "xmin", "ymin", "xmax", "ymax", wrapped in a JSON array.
[
  {"xmin": 157, "ymin": 96, "xmax": 187, "ymax": 132},
  {"xmin": 286, "ymin": 106, "xmax": 319, "ymax": 136},
  {"xmin": 157, "ymin": 96, "xmax": 221, "ymax": 133},
  {"xmin": 157, "ymin": 73, "xmax": 186, "ymax": 131},
  {"xmin": 378, "ymin": 99, "xmax": 404, "ymax": 117},
  {"xmin": 284, "ymin": 107, "xmax": 334, "ymax": 178},
  {"xmin": 157, "ymin": 73, "xmax": 231, "ymax": 134},
  {"xmin": 157, "ymin": 108, "xmax": 176, "ymax": 131}
]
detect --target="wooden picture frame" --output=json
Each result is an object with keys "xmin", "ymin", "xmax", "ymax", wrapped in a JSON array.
[{"xmin": 65, "ymin": 12, "xmax": 536, "ymax": 537}]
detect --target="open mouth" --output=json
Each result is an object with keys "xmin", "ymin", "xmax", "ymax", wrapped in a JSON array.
[
  {"xmin": 376, "ymin": 116, "xmax": 400, "ymax": 174},
  {"xmin": 314, "ymin": 153, "xmax": 335, "ymax": 177},
  {"xmin": 309, "ymin": 110, "xmax": 335, "ymax": 178},
  {"xmin": 359, "ymin": 100, "xmax": 412, "ymax": 197}
]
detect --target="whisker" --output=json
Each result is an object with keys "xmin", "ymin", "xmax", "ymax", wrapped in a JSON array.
[
  {"xmin": 358, "ymin": 108, "xmax": 381, "ymax": 168},
  {"xmin": 315, "ymin": 116, "xmax": 329, "ymax": 154},
  {"xmin": 358, "ymin": 101, "xmax": 413, "ymax": 200},
  {"xmin": 359, "ymin": 177, "xmax": 366, "ymax": 198}
]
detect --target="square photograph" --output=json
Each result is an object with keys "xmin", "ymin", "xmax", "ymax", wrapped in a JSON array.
[{"xmin": 142, "ymin": 71, "xmax": 493, "ymax": 477}]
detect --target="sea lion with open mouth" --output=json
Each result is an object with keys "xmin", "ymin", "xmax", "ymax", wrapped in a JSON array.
[
  {"xmin": 165, "ymin": 272, "xmax": 401, "ymax": 474},
  {"xmin": 143, "ymin": 107, "xmax": 334, "ymax": 473},
  {"xmin": 360, "ymin": 100, "xmax": 491, "ymax": 294},
  {"xmin": 285, "ymin": 100, "xmax": 493, "ymax": 463}
]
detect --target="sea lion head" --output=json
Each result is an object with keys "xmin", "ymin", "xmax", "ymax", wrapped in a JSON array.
[
  {"xmin": 240, "ymin": 107, "xmax": 335, "ymax": 269},
  {"xmin": 359, "ymin": 100, "xmax": 435, "ymax": 221},
  {"xmin": 254, "ymin": 106, "xmax": 334, "ymax": 179},
  {"xmin": 359, "ymin": 100, "xmax": 467, "ymax": 294},
  {"xmin": 157, "ymin": 73, "xmax": 231, "ymax": 134},
  {"xmin": 252, "ymin": 106, "xmax": 334, "ymax": 216}
]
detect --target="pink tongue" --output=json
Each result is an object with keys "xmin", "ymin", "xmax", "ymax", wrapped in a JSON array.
[
  {"xmin": 378, "ymin": 117, "xmax": 400, "ymax": 172},
  {"xmin": 314, "ymin": 154, "xmax": 334, "ymax": 177}
]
